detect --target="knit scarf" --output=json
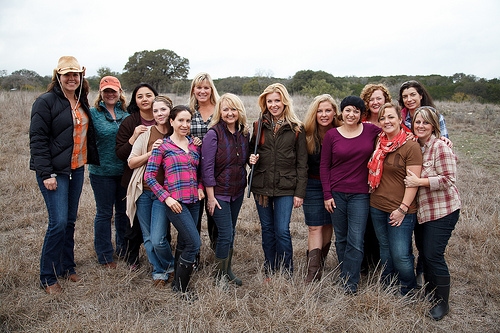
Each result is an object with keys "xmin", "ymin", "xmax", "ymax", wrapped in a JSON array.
[{"xmin": 367, "ymin": 128, "xmax": 407, "ymax": 192}]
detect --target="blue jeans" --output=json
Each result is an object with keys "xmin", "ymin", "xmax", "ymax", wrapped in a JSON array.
[
  {"xmin": 254, "ymin": 195, "xmax": 294, "ymax": 275},
  {"xmin": 165, "ymin": 201, "xmax": 200, "ymax": 265},
  {"xmin": 37, "ymin": 167, "xmax": 84, "ymax": 287},
  {"xmin": 136, "ymin": 191, "xmax": 174, "ymax": 280},
  {"xmin": 212, "ymin": 195, "xmax": 244, "ymax": 259},
  {"xmin": 89, "ymin": 174, "xmax": 128, "ymax": 264},
  {"xmin": 422, "ymin": 209, "xmax": 459, "ymax": 278},
  {"xmin": 330, "ymin": 191, "xmax": 369, "ymax": 292},
  {"xmin": 303, "ymin": 178, "xmax": 332, "ymax": 227},
  {"xmin": 370, "ymin": 207, "xmax": 417, "ymax": 294}
]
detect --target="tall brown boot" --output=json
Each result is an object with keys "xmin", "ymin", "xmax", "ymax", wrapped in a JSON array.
[{"xmin": 305, "ymin": 248, "xmax": 321, "ymax": 283}]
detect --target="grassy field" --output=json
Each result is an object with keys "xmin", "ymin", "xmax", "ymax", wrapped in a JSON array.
[{"xmin": 0, "ymin": 91, "xmax": 499, "ymax": 332}]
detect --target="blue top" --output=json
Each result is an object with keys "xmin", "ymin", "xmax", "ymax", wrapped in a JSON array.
[{"xmin": 88, "ymin": 101, "xmax": 129, "ymax": 176}]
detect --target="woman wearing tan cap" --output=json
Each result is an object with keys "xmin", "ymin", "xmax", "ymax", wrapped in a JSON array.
[{"xmin": 29, "ymin": 56, "xmax": 99, "ymax": 294}]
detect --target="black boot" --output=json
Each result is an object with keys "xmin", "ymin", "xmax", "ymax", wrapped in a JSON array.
[
  {"xmin": 429, "ymin": 275, "xmax": 450, "ymax": 321},
  {"xmin": 321, "ymin": 241, "xmax": 331, "ymax": 269},
  {"xmin": 227, "ymin": 248, "xmax": 242, "ymax": 286},
  {"xmin": 172, "ymin": 260, "xmax": 194, "ymax": 293}
]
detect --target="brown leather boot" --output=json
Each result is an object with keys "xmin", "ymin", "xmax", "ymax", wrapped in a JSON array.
[
  {"xmin": 305, "ymin": 248, "xmax": 321, "ymax": 283},
  {"xmin": 321, "ymin": 241, "xmax": 331, "ymax": 268}
]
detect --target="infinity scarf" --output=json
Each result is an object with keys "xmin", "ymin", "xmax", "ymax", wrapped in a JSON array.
[{"xmin": 367, "ymin": 128, "xmax": 407, "ymax": 192}]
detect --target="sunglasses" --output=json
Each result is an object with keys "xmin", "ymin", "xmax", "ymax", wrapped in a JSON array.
[
  {"xmin": 415, "ymin": 106, "xmax": 438, "ymax": 115},
  {"xmin": 400, "ymin": 80, "xmax": 420, "ymax": 88}
]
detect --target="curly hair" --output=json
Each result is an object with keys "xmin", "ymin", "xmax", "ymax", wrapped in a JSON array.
[{"xmin": 360, "ymin": 83, "xmax": 392, "ymax": 120}]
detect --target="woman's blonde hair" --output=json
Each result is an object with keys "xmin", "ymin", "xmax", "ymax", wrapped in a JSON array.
[
  {"xmin": 93, "ymin": 90, "xmax": 127, "ymax": 111},
  {"xmin": 154, "ymin": 95, "xmax": 173, "ymax": 109},
  {"xmin": 188, "ymin": 72, "xmax": 220, "ymax": 111},
  {"xmin": 303, "ymin": 94, "xmax": 341, "ymax": 154},
  {"xmin": 258, "ymin": 83, "xmax": 302, "ymax": 133},
  {"xmin": 210, "ymin": 93, "xmax": 249, "ymax": 135},
  {"xmin": 412, "ymin": 106, "xmax": 441, "ymax": 138}
]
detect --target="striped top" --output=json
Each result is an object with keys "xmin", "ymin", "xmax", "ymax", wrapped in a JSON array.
[{"xmin": 144, "ymin": 136, "xmax": 203, "ymax": 204}]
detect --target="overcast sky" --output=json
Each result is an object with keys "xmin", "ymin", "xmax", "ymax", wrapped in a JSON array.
[{"xmin": 1, "ymin": 0, "xmax": 499, "ymax": 80}]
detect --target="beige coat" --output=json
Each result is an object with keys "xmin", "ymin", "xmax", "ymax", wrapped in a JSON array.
[{"xmin": 125, "ymin": 127, "xmax": 152, "ymax": 224}]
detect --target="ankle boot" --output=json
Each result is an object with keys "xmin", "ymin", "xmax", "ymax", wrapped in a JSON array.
[
  {"xmin": 321, "ymin": 241, "xmax": 331, "ymax": 268},
  {"xmin": 227, "ymin": 248, "xmax": 242, "ymax": 286},
  {"xmin": 429, "ymin": 275, "xmax": 450, "ymax": 321},
  {"xmin": 305, "ymin": 248, "xmax": 322, "ymax": 283},
  {"xmin": 172, "ymin": 260, "xmax": 194, "ymax": 293}
]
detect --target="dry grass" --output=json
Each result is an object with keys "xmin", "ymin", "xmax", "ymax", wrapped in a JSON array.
[{"xmin": 0, "ymin": 91, "xmax": 499, "ymax": 332}]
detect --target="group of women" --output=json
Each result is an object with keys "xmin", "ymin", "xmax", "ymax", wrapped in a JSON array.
[{"xmin": 29, "ymin": 55, "xmax": 460, "ymax": 320}]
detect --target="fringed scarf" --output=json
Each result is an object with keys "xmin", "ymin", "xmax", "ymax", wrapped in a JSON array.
[{"xmin": 367, "ymin": 128, "xmax": 407, "ymax": 192}]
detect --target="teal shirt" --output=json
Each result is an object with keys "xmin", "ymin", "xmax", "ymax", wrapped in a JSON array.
[{"xmin": 88, "ymin": 101, "xmax": 129, "ymax": 176}]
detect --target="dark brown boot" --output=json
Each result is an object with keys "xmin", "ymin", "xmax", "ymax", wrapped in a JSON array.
[
  {"xmin": 321, "ymin": 241, "xmax": 331, "ymax": 268},
  {"xmin": 305, "ymin": 248, "xmax": 322, "ymax": 283}
]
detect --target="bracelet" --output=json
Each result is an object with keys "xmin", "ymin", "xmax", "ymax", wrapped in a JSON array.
[
  {"xmin": 401, "ymin": 202, "xmax": 410, "ymax": 209},
  {"xmin": 397, "ymin": 207, "xmax": 408, "ymax": 215}
]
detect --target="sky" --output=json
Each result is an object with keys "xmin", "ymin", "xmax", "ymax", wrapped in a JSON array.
[{"xmin": 1, "ymin": 0, "xmax": 499, "ymax": 80}]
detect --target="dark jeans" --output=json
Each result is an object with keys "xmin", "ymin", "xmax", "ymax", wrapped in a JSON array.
[
  {"xmin": 255, "ymin": 195, "xmax": 294, "ymax": 275},
  {"xmin": 330, "ymin": 191, "xmax": 369, "ymax": 292},
  {"xmin": 362, "ymin": 213, "xmax": 380, "ymax": 272},
  {"xmin": 166, "ymin": 202, "xmax": 201, "ymax": 264},
  {"xmin": 197, "ymin": 198, "xmax": 218, "ymax": 246},
  {"xmin": 124, "ymin": 214, "xmax": 143, "ymax": 266},
  {"xmin": 212, "ymin": 195, "xmax": 244, "ymax": 259},
  {"xmin": 89, "ymin": 174, "xmax": 128, "ymax": 264},
  {"xmin": 37, "ymin": 167, "xmax": 84, "ymax": 287},
  {"xmin": 370, "ymin": 207, "xmax": 417, "ymax": 294},
  {"xmin": 422, "ymin": 210, "xmax": 460, "ymax": 278}
]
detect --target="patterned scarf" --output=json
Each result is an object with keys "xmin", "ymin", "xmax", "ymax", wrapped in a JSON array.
[
  {"xmin": 272, "ymin": 117, "xmax": 284, "ymax": 135},
  {"xmin": 367, "ymin": 128, "xmax": 407, "ymax": 192}
]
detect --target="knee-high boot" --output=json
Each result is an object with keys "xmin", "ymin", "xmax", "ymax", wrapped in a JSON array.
[
  {"xmin": 429, "ymin": 275, "xmax": 450, "ymax": 321},
  {"xmin": 305, "ymin": 248, "xmax": 322, "ymax": 283},
  {"xmin": 172, "ymin": 260, "xmax": 194, "ymax": 293},
  {"xmin": 227, "ymin": 248, "xmax": 242, "ymax": 286},
  {"xmin": 214, "ymin": 257, "xmax": 229, "ymax": 288}
]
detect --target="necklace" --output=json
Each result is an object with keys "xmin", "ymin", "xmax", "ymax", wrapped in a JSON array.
[{"xmin": 71, "ymin": 100, "xmax": 82, "ymax": 125}]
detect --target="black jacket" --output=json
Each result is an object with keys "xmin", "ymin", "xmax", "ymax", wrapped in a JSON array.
[{"xmin": 29, "ymin": 85, "xmax": 99, "ymax": 180}]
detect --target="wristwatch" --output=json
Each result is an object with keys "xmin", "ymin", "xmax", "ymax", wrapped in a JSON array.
[{"xmin": 50, "ymin": 173, "xmax": 57, "ymax": 178}]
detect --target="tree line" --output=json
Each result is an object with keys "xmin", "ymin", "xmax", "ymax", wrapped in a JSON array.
[{"xmin": 1, "ymin": 49, "xmax": 499, "ymax": 104}]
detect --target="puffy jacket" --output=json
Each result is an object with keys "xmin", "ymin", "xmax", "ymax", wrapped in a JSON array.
[
  {"xmin": 29, "ymin": 85, "xmax": 99, "ymax": 180},
  {"xmin": 249, "ymin": 112, "xmax": 308, "ymax": 198}
]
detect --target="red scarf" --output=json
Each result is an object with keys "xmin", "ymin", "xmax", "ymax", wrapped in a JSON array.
[{"xmin": 367, "ymin": 129, "xmax": 407, "ymax": 192}]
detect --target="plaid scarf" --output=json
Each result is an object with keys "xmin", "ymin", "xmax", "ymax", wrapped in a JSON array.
[{"xmin": 367, "ymin": 128, "xmax": 407, "ymax": 192}]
